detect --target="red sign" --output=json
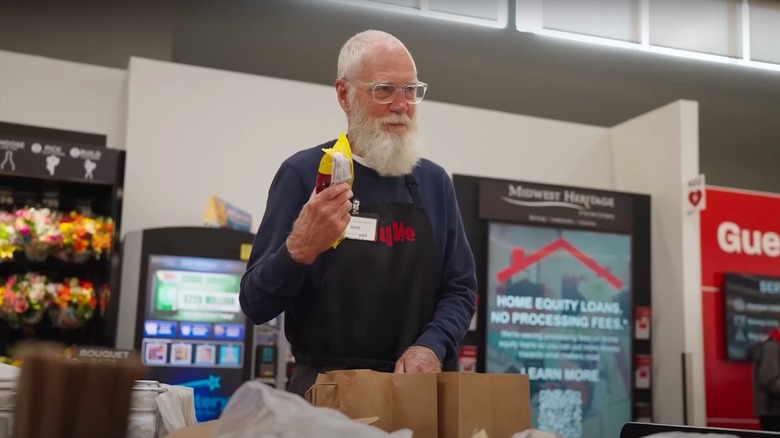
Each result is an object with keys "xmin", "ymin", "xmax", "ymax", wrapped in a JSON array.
[
  {"xmin": 458, "ymin": 345, "xmax": 477, "ymax": 373},
  {"xmin": 635, "ymin": 355, "xmax": 651, "ymax": 389},
  {"xmin": 701, "ymin": 187, "xmax": 780, "ymax": 429},
  {"xmin": 635, "ymin": 307, "xmax": 651, "ymax": 340}
]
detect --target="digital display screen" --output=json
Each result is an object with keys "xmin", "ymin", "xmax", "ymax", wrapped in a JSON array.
[
  {"xmin": 141, "ymin": 255, "xmax": 249, "ymax": 421},
  {"xmin": 723, "ymin": 273, "xmax": 780, "ymax": 361},
  {"xmin": 486, "ymin": 223, "xmax": 632, "ymax": 438}
]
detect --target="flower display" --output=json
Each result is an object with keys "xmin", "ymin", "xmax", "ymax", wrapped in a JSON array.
[
  {"xmin": 57, "ymin": 213, "xmax": 91, "ymax": 262},
  {"xmin": 0, "ymin": 273, "xmax": 103, "ymax": 329},
  {"xmin": 0, "ymin": 212, "xmax": 18, "ymax": 261},
  {"xmin": 12, "ymin": 208, "xmax": 62, "ymax": 261},
  {"xmin": 50, "ymin": 278, "xmax": 98, "ymax": 329},
  {"xmin": 99, "ymin": 283, "xmax": 110, "ymax": 317},
  {"xmin": 0, "ymin": 273, "xmax": 53, "ymax": 328},
  {"xmin": 0, "ymin": 208, "xmax": 114, "ymax": 262},
  {"xmin": 90, "ymin": 217, "xmax": 114, "ymax": 259},
  {"xmin": 0, "ymin": 356, "xmax": 21, "ymax": 367}
]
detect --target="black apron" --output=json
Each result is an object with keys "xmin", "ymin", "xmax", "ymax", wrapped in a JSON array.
[{"xmin": 287, "ymin": 174, "xmax": 439, "ymax": 396}]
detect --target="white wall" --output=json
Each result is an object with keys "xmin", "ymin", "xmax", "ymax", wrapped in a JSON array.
[
  {"xmin": 420, "ymin": 102, "xmax": 613, "ymax": 190},
  {"xmin": 122, "ymin": 57, "xmax": 611, "ymax": 235},
  {"xmin": 0, "ymin": 50, "xmax": 126, "ymax": 148},
  {"xmin": 610, "ymin": 100, "xmax": 705, "ymax": 426}
]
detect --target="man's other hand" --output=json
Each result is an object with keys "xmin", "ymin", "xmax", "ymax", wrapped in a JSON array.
[
  {"xmin": 394, "ymin": 345, "xmax": 441, "ymax": 373},
  {"xmin": 287, "ymin": 183, "xmax": 353, "ymax": 265}
]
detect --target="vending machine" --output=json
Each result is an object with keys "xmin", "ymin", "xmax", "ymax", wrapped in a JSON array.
[{"xmin": 112, "ymin": 227, "xmax": 286, "ymax": 422}]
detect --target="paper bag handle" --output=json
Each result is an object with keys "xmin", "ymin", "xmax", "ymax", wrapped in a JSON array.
[{"xmin": 305, "ymin": 383, "xmax": 339, "ymax": 408}]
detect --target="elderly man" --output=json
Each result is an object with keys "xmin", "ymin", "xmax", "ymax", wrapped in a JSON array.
[{"xmin": 239, "ymin": 29, "xmax": 477, "ymax": 396}]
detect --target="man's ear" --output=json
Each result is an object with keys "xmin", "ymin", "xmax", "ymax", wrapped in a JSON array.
[{"xmin": 336, "ymin": 79, "xmax": 350, "ymax": 113}]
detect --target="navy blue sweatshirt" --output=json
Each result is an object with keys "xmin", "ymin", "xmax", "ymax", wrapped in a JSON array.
[{"xmin": 239, "ymin": 140, "xmax": 477, "ymax": 363}]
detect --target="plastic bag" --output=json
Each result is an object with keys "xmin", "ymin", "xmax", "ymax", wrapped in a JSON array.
[
  {"xmin": 156, "ymin": 384, "xmax": 197, "ymax": 436},
  {"xmin": 316, "ymin": 132, "xmax": 354, "ymax": 194},
  {"xmin": 315, "ymin": 132, "xmax": 355, "ymax": 249},
  {"xmin": 213, "ymin": 380, "xmax": 412, "ymax": 438}
]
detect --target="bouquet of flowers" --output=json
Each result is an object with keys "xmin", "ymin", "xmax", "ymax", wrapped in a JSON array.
[
  {"xmin": 0, "ymin": 273, "xmax": 55, "ymax": 328},
  {"xmin": 13, "ymin": 208, "xmax": 62, "ymax": 261},
  {"xmin": 49, "ymin": 278, "xmax": 98, "ymax": 329},
  {"xmin": 0, "ymin": 212, "xmax": 18, "ymax": 262},
  {"xmin": 0, "ymin": 356, "xmax": 20, "ymax": 367},
  {"xmin": 99, "ymin": 283, "xmax": 110, "ymax": 318},
  {"xmin": 57, "ymin": 212, "xmax": 94, "ymax": 263},
  {"xmin": 91, "ymin": 217, "xmax": 114, "ymax": 259}
]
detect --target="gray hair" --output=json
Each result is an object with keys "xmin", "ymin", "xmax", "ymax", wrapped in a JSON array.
[{"xmin": 337, "ymin": 30, "xmax": 416, "ymax": 80}]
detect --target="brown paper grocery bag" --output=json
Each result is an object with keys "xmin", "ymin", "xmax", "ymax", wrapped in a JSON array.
[
  {"xmin": 437, "ymin": 372, "xmax": 531, "ymax": 438},
  {"xmin": 306, "ymin": 369, "xmax": 438, "ymax": 438}
]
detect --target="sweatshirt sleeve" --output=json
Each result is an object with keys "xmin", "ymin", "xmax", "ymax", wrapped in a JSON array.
[
  {"xmin": 240, "ymin": 160, "xmax": 311, "ymax": 325},
  {"xmin": 414, "ymin": 173, "xmax": 477, "ymax": 362},
  {"xmin": 757, "ymin": 340, "xmax": 780, "ymax": 396}
]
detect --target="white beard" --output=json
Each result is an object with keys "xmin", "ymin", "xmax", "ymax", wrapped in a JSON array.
[{"xmin": 347, "ymin": 99, "xmax": 422, "ymax": 177}]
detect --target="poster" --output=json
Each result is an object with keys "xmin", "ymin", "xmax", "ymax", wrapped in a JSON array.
[{"xmin": 486, "ymin": 223, "xmax": 632, "ymax": 438}]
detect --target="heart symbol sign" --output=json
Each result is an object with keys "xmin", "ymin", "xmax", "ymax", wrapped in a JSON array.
[{"xmin": 689, "ymin": 190, "xmax": 702, "ymax": 207}]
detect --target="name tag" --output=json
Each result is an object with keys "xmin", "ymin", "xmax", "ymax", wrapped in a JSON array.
[{"xmin": 345, "ymin": 215, "xmax": 378, "ymax": 241}]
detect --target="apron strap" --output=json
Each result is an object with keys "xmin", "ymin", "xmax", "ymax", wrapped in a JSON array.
[
  {"xmin": 405, "ymin": 174, "xmax": 423, "ymax": 209},
  {"xmin": 295, "ymin": 355, "xmax": 396, "ymax": 372}
]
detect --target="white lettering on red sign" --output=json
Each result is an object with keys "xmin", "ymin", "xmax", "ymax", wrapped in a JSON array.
[{"xmin": 717, "ymin": 221, "xmax": 780, "ymax": 257}]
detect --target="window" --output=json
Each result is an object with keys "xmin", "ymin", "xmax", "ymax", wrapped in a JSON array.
[
  {"xmin": 541, "ymin": 0, "xmax": 642, "ymax": 43},
  {"xmin": 516, "ymin": 0, "xmax": 780, "ymax": 72},
  {"xmin": 749, "ymin": 0, "xmax": 780, "ymax": 64},
  {"xmin": 329, "ymin": 0, "xmax": 508, "ymax": 28},
  {"xmin": 649, "ymin": 0, "xmax": 742, "ymax": 58},
  {"xmin": 366, "ymin": 0, "xmax": 420, "ymax": 8},
  {"xmin": 428, "ymin": 0, "xmax": 500, "ymax": 21}
]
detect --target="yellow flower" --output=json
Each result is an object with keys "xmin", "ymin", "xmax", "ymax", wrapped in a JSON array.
[{"xmin": 0, "ymin": 243, "xmax": 16, "ymax": 259}]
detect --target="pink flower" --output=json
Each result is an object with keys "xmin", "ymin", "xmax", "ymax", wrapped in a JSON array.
[
  {"xmin": 14, "ymin": 299, "xmax": 28, "ymax": 314},
  {"xmin": 15, "ymin": 222, "xmax": 30, "ymax": 236}
]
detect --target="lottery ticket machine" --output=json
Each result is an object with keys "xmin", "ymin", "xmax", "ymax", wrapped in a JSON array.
[{"xmin": 113, "ymin": 227, "xmax": 265, "ymax": 421}]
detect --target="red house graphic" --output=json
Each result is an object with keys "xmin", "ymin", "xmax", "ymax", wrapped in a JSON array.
[{"xmin": 496, "ymin": 237, "xmax": 624, "ymax": 290}]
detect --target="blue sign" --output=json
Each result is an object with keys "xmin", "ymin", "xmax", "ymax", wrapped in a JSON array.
[
  {"xmin": 180, "ymin": 322, "xmax": 211, "ymax": 339},
  {"xmin": 144, "ymin": 320, "xmax": 177, "ymax": 337},
  {"xmin": 213, "ymin": 324, "xmax": 244, "ymax": 340}
]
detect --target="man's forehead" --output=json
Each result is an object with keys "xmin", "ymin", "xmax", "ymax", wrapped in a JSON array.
[{"xmin": 359, "ymin": 47, "xmax": 416, "ymax": 82}]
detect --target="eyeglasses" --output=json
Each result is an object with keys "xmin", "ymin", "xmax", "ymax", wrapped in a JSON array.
[{"xmin": 353, "ymin": 81, "xmax": 428, "ymax": 104}]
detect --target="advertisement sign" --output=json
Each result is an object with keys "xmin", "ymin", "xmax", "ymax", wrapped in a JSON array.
[
  {"xmin": 140, "ymin": 255, "xmax": 249, "ymax": 421},
  {"xmin": 454, "ymin": 175, "xmax": 650, "ymax": 438},
  {"xmin": 700, "ymin": 187, "xmax": 780, "ymax": 429},
  {"xmin": 486, "ymin": 222, "xmax": 632, "ymax": 437}
]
